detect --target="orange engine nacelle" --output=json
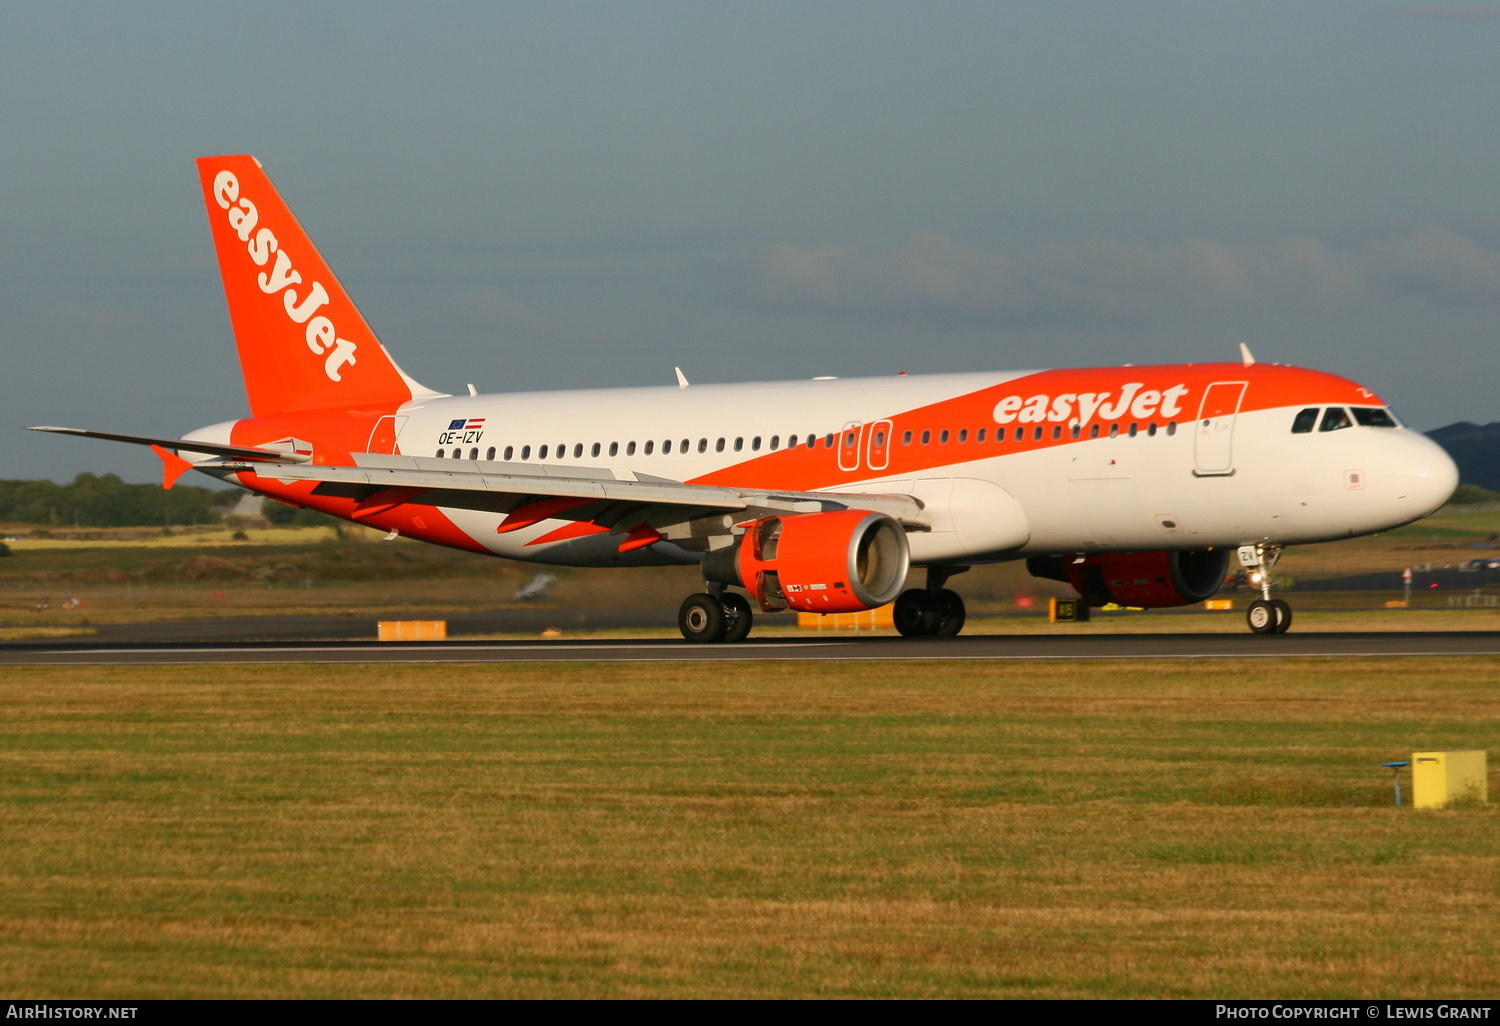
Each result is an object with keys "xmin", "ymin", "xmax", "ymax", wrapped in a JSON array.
[
  {"xmin": 702, "ymin": 509, "xmax": 911, "ymax": 613},
  {"xmin": 1028, "ymin": 549, "xmax": 1230, "ymax": 608}
]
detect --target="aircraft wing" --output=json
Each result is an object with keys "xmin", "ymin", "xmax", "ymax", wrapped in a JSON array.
[
  {"xmin": 28, "ymin": 427, "xmax": 930, "ymax": 536},
  {"xmin": 261, "ymin": 452, "xmax": 931, "ymax": 535}
]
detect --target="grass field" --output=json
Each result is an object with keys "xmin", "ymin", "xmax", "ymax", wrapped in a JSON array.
[{"xmin": 1, "ymin": 659, "xmax": 1495, "ymax": 999}]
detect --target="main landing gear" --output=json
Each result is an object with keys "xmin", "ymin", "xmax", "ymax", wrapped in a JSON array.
[
  {"xmin": 676, "ymin": 566, "xmax": 973, "ymax": 643},
  {"xmin": 893, "ymin": 565, "xmax": 969, "ymax": 638},
  {"xmin": 1239, "ymin": 544, "xmax": 1292, "ymax": 635},
  {"xmin": 678, "ymin": 587, "xmax": 753, "ymax": 644}
]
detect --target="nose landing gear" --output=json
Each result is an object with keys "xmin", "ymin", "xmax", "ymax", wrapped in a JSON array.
[{"xmin": 1240, "ymin": 545, "xmax": 1292, "ymax": 634}]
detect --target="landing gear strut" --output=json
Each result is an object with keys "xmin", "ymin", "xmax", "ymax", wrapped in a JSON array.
[
  {"xmin": 1239, "ymin": 544, "xmax": 1291, "ymax": 634},
  {"xmin": 894, "ymin": 566, "xmax": 969, "ymax": 638},
  {"xmin": 678, "ymin": 588, "xmax": 754, "ymax": 643}
]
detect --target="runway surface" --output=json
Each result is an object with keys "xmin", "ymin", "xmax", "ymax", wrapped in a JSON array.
[{"xmin": 5, "ymin": 631, "xmax": 1500, "ymax": 665}]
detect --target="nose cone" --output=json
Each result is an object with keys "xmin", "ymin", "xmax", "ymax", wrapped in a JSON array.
[{"xmin": 1400, "ymin": 432, "xmax": 1460, "ymax": 518}]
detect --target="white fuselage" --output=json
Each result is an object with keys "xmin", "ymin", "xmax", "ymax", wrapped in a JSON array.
[{"xmin": 315, "ymin": 363, "xmax": 1458, "ymax": 568}]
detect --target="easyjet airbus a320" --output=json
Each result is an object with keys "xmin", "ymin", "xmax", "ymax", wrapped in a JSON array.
[{"xmin": 33, "ymin": 155, "xmax": 1459, "ymax": 641}]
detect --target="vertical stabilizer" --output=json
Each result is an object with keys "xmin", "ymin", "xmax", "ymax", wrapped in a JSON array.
[{"xmin": 196, "ymin": 155, "xmax": 435, "ymax": 416}]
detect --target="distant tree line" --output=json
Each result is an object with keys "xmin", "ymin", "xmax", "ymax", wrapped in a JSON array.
[
  {"xmin": 262, "ymin": 499, "xmax": 345, "ymax": 529},
  {"xmin": 0, "ymin": 474, "xmax": 239, "ymax": 527},
  {"xmin": 1450, "ymin": 484, "xmax": 1500, "ymax": 505}
]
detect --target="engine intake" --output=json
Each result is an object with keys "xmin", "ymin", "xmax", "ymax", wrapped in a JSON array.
[
  {"xmin": 1027, "ymin": 549, "xmax": 1230, "ymax": 608},
  {"xmin": 703, "ymin": 509, "xmax": 910, "ymax": 613}
]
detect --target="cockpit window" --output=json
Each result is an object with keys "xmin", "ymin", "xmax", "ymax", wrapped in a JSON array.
[
  {"xmin": 1291, "ymin": 408, "xmax": 1319, "ymax": 434},
  {"xmin": 1351, "ymin": 406, "xmax": 1398, "ymax": 428},
  {"xmin": 1319, "ymin": 407, "xmax": 1353, "ymax": 432}
]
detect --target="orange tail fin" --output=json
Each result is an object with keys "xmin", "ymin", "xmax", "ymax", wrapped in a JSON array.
[{"xmin": 196, "ymin": 155, "xmax": 435, "ymax": 416}]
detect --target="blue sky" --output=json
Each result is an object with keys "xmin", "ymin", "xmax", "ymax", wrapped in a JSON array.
[{"xmin": 5, "ymin": 1, "xmax": 1499, "ymax": 482}]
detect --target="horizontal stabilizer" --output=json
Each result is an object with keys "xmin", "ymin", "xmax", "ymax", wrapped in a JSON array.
[
  {"xmin": 149, "ymin": 444, "xmax": 195, "ymax": 490},
  {"xmin": 27, "ymin": 426, "xmax": 312, "ymax": 464}
]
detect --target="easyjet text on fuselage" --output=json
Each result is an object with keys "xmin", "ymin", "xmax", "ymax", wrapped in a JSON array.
[{"xmin": 991, "ymin": 382, "xmax": 1190, "ymax": 427}]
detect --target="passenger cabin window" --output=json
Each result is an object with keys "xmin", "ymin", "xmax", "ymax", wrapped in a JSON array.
[
  {"xmin": 609, "ymin": 442, "xmax": 619, "ymax": 456},
  {"xmin": 1320, "ymin": 407, "xmax": 1353, "ymax": 432},
  {"xmin": 486, "ymin": 447, "xmax": 496, "ymax": 460},
  {"xmin": 538, "ymin": 445, "xmax": 548, "ymax": 460},
  {"xmin": 1291, "ymin": 408, "xmax": 1319, "ymax": 434},
  {"xmin": 1352, "ymin": 407, "xmax": 1398, "ymax": 428}
]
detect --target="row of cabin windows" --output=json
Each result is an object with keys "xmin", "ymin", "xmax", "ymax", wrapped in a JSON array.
[
  {"xmin": 1290, "ymin": 406, "xmax": 1400, "ymax": 434},
  {"xmin": 902, "ymin": 421, "xmax": 1178, "ymax": 445},
  {"xmin": 433, "ymin": 420, "xmax": 1183, "ymax": 463},
  {"xmin": 437, "ymin": 433, "xmax": 838, "ymax": 462}
]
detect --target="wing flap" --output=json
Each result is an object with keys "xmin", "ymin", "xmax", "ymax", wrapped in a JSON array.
[
  {"xmin": 266, "ymin": 459, "xmax": 750, "ymax": 511},
  {"xmin": 262, "ymin": 454, "xmax": 930, "ymax": 530}
]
